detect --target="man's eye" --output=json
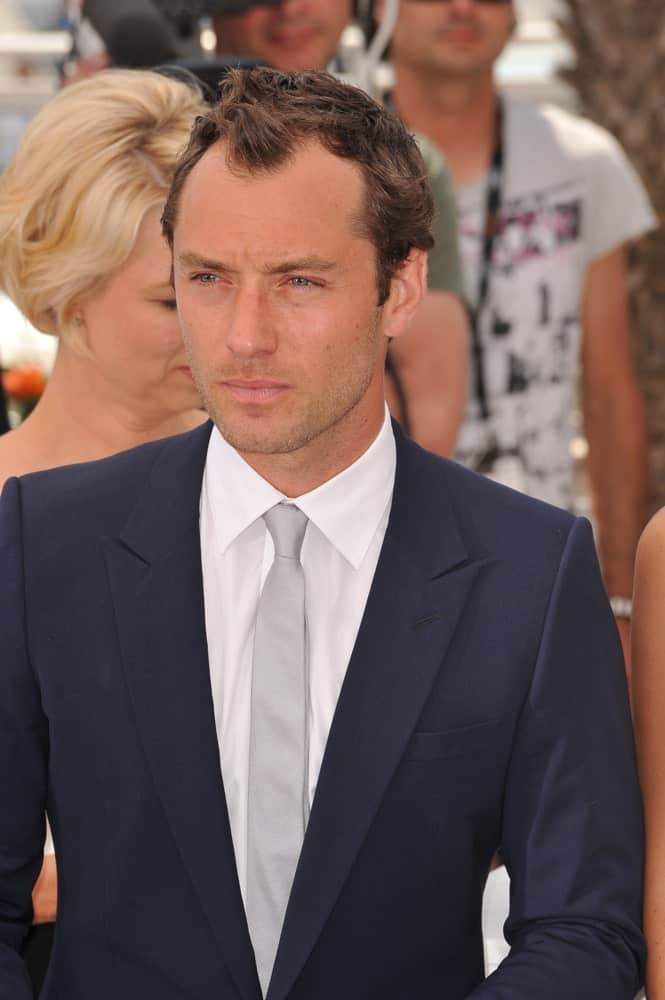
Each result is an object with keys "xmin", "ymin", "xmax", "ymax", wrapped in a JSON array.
[
  {"xmin": 289, "ymin": 276, "xmax": 316, "ymax": 288},
  {"xmin": 194, "ymin": 273, "xmax": 218, "ymax": 284}
]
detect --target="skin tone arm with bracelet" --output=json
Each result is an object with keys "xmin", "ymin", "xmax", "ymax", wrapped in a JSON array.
[
  {"xmin": 385, "ymin": 0, "xmax": 648, "ymax": 664},
  {"xmin": 582, "ymin": 246, "xmax": 647, "ymax": 669}
]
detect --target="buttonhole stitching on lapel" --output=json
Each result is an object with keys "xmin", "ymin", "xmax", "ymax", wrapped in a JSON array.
[{"xmin": 414, "ymin": 612, "xmax": 442, "ymax": 627}]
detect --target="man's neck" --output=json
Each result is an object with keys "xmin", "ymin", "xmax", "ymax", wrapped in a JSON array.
[{"xmin": 392, "ymin": 67, "xmax": 500, "ymax": 187}]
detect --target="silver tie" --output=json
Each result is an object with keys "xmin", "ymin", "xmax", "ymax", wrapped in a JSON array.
[{"xmin": 246, "ymin": 503, "xmax": 309, "ymax": 997}]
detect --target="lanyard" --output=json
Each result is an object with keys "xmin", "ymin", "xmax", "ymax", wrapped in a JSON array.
[
  {"xmin": 472, "ymin": 100, "xmax": 504, "ymax": 422},
  {"xmin": 383, "ymin": 92, "xmax": 504, "ymax": 429}
]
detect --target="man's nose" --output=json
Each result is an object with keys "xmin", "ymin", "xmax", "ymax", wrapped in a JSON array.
[{"xmin": 224, "ymin": 287, "xmax": 278, "ymax": 359}]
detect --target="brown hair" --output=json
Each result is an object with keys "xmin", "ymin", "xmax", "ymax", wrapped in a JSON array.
[{"xmin": 162, "ymin": 67, "xmax": 434, "ymax": 304}]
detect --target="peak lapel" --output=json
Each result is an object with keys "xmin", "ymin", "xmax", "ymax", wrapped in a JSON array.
[
  {"xmin": 268, "ymin": 432, "xmax": 484, "ymax": 1000},
  {"xmin": 103, "ymin": 423, "xmax": 261, "ymax": 1000}
]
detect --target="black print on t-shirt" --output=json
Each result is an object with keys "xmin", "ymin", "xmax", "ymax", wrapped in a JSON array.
[
  {"xmin": 493, "ymin": 194, "xmax": 582, "ymax": 274},
  {"xmin": 457, "ymin": 183, "xmax": 587, "ymax": 505}
]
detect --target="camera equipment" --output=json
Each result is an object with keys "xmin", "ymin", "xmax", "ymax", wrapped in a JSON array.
[
  {"xmin": 83, "ymin": 0, "xmax": 401, "ymax": 97},
  {"xmin": 82, "ymin": 0, "xmax": 282, "ymax": 67}
]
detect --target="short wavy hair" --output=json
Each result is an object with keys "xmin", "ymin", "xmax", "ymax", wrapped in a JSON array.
[
  {"xmin": 0, "ymin": 69, "xmax": 204, "ymax": 340},
  {"xmin": 162, "ymin": 67, "xmax": 434, "ymax": 305}
]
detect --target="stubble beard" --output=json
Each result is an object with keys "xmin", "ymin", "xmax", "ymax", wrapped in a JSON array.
[
  {"xmin": 186, "ymin": 314, "xmax": 383, "ymax": 460},
  {"xmin": 205, "ymin": 362, "xmax": 378, "ymax": 459}
]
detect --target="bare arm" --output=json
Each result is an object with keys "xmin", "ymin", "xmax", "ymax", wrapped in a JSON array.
[
  {"xmin": 31, "ymin": 856, "xmax": 57, "ymax": 925},
  {"xmin": 386, "ymin": 290, "xmax": 469, "ymax": 457},
  {"xmin": 582, "ymin": 246, "xmax": 648, "ymax": 666},
  {"xmin": 632, "ymin": 509, "xmax": 665, "ymax": 998}
]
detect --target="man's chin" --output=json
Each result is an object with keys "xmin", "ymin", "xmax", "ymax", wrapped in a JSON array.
[{"xmin": 216, "ymin": 422, "xmax": 310, "ymax": 458}]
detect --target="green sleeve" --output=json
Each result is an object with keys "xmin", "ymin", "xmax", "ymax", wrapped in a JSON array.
[{"xmin": 414, "ymin": 132, "xmax": 465, "ymax": 298}]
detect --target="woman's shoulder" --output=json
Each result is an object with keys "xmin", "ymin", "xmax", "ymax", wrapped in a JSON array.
[
  {"xmin": 638, "ymin": 508, "xmax": 665, "ymax": 560},
  {"xmin": 634, "ymin": 509, "xmax": 665, "ymax": 612},
  {"xmin": 0, "ymin": 423, "xmax": 50, "ymax": 494},
  {"xmin": 0, "ymin": 426, "xmax": 25, "ymax": 492}
]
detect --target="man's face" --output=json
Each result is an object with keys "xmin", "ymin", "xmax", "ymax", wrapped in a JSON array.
[
  {"xmin": 214, "ymin": 0, "xmax": 352, "ymax": 71},
  {"xmin": 389, "ymin": 0, "xmax": 515, "ymax": 80},
  {"xmin": 172, "ymin": 140, "xmax": 421, "ymax": 479}
]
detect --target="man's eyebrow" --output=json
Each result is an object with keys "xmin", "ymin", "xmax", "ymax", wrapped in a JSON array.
[
  {"xmin": 264, "ymin": 257, "xmax": 337, "ymax": 275},
  {"xmin": 176, "ymin": 251, "xmax": 234, "ymax": 272},
  {"xmin": 176, "ymin": 251, "xmax": 338, "ymax": 275}
]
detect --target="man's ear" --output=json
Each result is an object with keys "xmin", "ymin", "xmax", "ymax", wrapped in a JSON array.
[{"xmin": 381, "ymin": 248, "xmax": 428, "ymax": 342}]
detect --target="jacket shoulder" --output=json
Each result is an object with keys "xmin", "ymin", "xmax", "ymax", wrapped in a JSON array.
[
  {"xmin": 401, "ymin": 435, "xmax": 578, "ymax": 560},
  {"xmin": 5, "ymin": 422, "xmax": 212, "ymax": 536}
]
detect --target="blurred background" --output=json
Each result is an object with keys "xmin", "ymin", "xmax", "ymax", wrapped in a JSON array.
[
  {"xmin": 0, "ymin": 0, "xmax": 575, "ymax": 423},
  {"xmin": 5, "ymin": 0, "xmax": 665, "ymax": 500},
  {"xmin": 0, "ymin": 0, "xmax": 663, "ymax": 546},
  {"xmin": 4, "ymin": 0, "xmax": 665, "ymax": 509}
]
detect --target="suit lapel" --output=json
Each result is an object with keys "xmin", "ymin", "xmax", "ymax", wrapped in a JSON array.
[
  {"xmin": 103, "ymin": 422, "xmax": 261, "ymax": 1000},
  {"xmin": 268, "ymin": 432, "xmax": 484, "ymax": 1000},
  {"xmin": 101, "ymin": 422, "xmax": 482, "ymax": 1000}
]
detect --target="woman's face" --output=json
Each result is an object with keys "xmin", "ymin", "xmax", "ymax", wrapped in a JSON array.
[{"xmin": 76, "ymin": 206, "xmax": 202, "ymax": 420}]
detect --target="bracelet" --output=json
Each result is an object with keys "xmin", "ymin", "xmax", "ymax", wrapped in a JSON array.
[{"xmin": 609, "ymin": 596, "xmax": 632, "ymax": 620}]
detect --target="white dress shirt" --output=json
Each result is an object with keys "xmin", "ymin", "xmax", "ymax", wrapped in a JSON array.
[{"xmin": 199, "ymin": 408, "xmax": 396, "ymax": 901}]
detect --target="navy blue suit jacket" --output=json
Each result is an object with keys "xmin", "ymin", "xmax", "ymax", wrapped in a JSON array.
[{"xmin": 0, "ymin": 421, "xmax": 645, "ymax": 998}]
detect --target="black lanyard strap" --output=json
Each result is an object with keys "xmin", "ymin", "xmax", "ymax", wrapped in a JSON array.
[{"xmin": 471, "ymin": 100, "xmax": 504, "ymax": 423}]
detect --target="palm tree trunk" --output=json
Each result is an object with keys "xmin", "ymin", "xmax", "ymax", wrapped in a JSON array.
[{"xmin": 559, "ymin": 0, "xmax": 665, "ymax": 515}]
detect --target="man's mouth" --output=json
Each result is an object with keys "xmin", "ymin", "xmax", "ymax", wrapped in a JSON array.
[{"xmin": 221, "ymin": 379, "xmax": 290, "ymax": 403}]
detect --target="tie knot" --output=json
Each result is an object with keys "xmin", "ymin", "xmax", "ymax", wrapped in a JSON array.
[{"xmin": 263, "ymin": 503, "xmax": 308, "ymax": 560}]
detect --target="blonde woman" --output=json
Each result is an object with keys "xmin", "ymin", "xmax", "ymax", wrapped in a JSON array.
[
  {"xmin": 633, "ymin": 508, "xmax": 665, "ymax": 998},
  {"xmin": 0, "ymin": 68, "xmax": 206, "ymax": 992},
  {"xmin": 0, "ymin": 69, "xmax": 206, "ymax": 490}
]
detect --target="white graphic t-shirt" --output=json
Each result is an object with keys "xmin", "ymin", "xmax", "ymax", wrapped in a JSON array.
[{"xmin": 454, "ymin": 96, "xmax": 656, "ymax": 509}]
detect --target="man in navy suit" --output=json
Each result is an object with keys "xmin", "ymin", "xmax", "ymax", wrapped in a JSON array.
[{"xmin": 0, "ymin": 68, "xmax": 645, "ymax": 999}]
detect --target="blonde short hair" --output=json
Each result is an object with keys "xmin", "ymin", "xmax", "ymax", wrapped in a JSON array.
[{"xmin": 0, "ymin": 69, "xmax": 203, "ymax": 339}]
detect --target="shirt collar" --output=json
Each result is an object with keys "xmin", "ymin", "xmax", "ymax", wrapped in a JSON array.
[{"xmin": 203, "ymin": 407, "xmax": 396, "ymax": 569}]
